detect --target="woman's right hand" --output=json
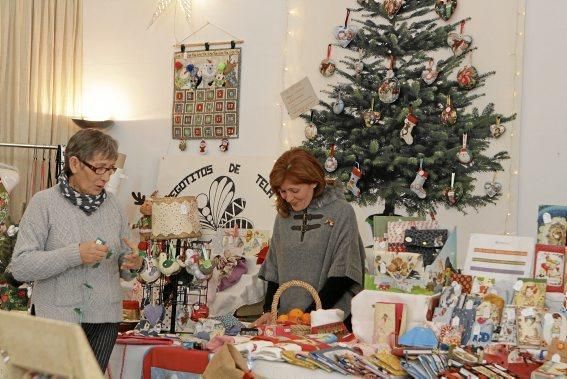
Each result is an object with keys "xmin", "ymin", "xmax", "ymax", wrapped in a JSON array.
[
  {"xmin": 79, "ymin": 241, "xmax": 109, "ymax": 265},
  {"xmin": 251, "ymin": 312, "xmax": 272, "ymax": 328}
]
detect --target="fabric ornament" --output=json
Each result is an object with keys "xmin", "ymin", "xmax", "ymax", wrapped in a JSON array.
[
  {"xmin": 490, "ymin": 116, "xmax": 506, "ymax": 138},
  {"xmin": 378, "ymin": 56, "xmax": 400, "ymax": 104},
  {"xmin": 333, "ymin": 9, "xmax": 358, "ymax": 48},
  {"xmin": 457, "ymin": 65, "xmax": 479, "ymax": 90},
  {"xmin": 444, "ymin": 173, "xmax": 458, "ymax": 206},
  {"xmin": 383, "ymin": 0, "xmax": 403, "ymax": 19},
  {"xmin": 332, "ymin": 92, "xmax": 344, "ymax": 114},
  {"xmin": 410, "ymin": 159, "xmax": 428, "ymax": 199},
  {"xmin": 58, "ymin": 173, "xmax": 106, "ymax": 215},
  {"xmin": 434, "ymin": 0, "xmax": 457, "ymax": 21},
  {"xmin": 441, "ymin": 96, "xmax": 457, "ymax": 125},
  {"xmin": 484, "ymin": 178, "xmax": 502, "ymax": 198},
  {"xmin": 400, "ymin": 106, "xmax": 418, "ymax": 145},
  {"xmin": 346, "ymin": 162, "xmax": 362, "ymax": 197},
  {"xmin": 199, "ymin": 139, "xmax": 207, "ymax": 154},
  {"xmin": 305, "ymin": 111, "xmax": 318, "ymax": 140},
  {"xmin": 362, "ymin": 97, "xmax": 381, "ymax": 128},
  {"xmin": 447, "ymin": 21, "xmax": 472, "ymax": 56},
  {"xmin": 421, "ymin": 58, "xmax": 439, "ymax": 85},
  {"xmin": 219, "ymin": 139, "xmax": 229, "ymax": 152},
  {"xmin": 324, "ymin": 144, "xmax": 338, "ymax": 173},
  {"xmin": 319, "ymin": 44, "xmax": 337, "ymax": 77},
  {"xmin": 456, "ymin": 133, "xmax": 473, "ymax": 167},
  {"xmin": 178, "ymin": 137, "xmax": 187, "ymax": 151}
]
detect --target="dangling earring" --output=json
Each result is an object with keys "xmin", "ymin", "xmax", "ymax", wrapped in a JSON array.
[{"xmin": 312, "ymin": 184, "xmax": 317, "ymax": 189}]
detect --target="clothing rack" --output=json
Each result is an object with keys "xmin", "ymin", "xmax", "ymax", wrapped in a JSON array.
[{"xmin": 0, "ymin": 142, "xmax": 58, "ymax": 150}]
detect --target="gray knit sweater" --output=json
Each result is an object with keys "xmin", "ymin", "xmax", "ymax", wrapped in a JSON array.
[
  {"xmin": 10, "ymin": 186, "xmax": 134, "ymax": 324},
  {"xmin": 259, "ymin": 184, "xmax": 365, "ymax": 316}
]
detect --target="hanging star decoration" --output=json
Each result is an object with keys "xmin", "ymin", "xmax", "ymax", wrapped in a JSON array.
[{"xmin": 148, "ymin": 0, "xmax": 192, "ymax": 29}]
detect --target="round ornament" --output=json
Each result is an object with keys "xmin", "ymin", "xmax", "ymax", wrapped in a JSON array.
[
  {"xmin": 319, "ymin": 44, "xmax": 336, "ymax": 77},
  {"xmin": 383, "ymin": 0, "xmax": 403, "ymax": 19},
  {"xmin": 421, "ymin": 58, "xmax": 439, "ymax": 85},
  {"xmin": 305, "ymin": 123, "xmax": 317, "ymax": 140},
  {"xmin": 324, "ymin": 145, "xmax": 338, "ymax": 173},
  {"xmin": 456, "ymin": 133, "xmax": 473, "ymax": 167},
  {"xmin": 435, "ymin": 0, "xmax": 457, "ymax": 21},
  {"xmin": 447, "ymin": 21, "xmax": 472, "ymax": 56},
  {"xmin": 333, "ymin": 94, "xmax": 345, "ymax": 114},
  {"xmin": 490, "ymin": 116, "xmax": 505, "ymax": 138},
  {"xmin": 457, "ymin": 65, "xmax": 479, "ymax": 90},
  {"xmin": 441, "ymin": 96, "xmax": 457, "ymax": 125},
  {"xmin": 378, "ymin": 70, "xmax": 400, "ymax": 104},
  {"xmin": 363, "ymin": 97, "xmax": 380, "ymax": 128}
]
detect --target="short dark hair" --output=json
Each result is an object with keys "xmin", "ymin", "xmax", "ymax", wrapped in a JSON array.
[{"xmin": 64, "ymin": 129, "xmax": 118, "ymax": 176}]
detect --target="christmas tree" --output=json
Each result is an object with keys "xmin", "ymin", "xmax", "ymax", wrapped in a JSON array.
[{"xmin": 302, "ymin": 0, "xmax": 513, "ymax": 216}]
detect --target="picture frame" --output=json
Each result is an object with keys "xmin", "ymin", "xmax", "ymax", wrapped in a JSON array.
[{"xmin": 533, "ymin": 244, "xmax": 566, "ymax": 293}]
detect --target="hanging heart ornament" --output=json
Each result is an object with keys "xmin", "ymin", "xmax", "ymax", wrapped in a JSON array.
[
  {"xmin": 484, "ymin": 181, "xmax": 502, "ymax": 198},
  {"xmin": 363, "ymin": 110, "xmax": 381, "ymax": 128},
  {"xmin": 143, "ymin": 304, "xmax": 164, "ymax": 326},
  {"xmin": 383, "ymin": 0, "xmax": 403, "ymax": 19},
  {"xmin": 441, "ymin": 97, "xmax": 457, "ymax": 125},
  {"xmin": 378, "ymin": 70, "xmax": 400, "ymax": 104},
  {"xmin": 447, "ymin": 32, "xmax": 472, "ymax": 56},
  {"xmin": 333, "ymin": 25, "xmax": 358, "ymax": 48},
  {"xmin": 421, "ymin": 59, "xmax": 439, "ymax": 85},
  {"xmin": 435, "ymin": 0, "xmax": 457, "ymax": 21},
  {"xmin": 490, "ymin": 117, "xmax": 506, "ymax": 138}
]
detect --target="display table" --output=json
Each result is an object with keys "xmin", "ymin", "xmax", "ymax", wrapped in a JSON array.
[
  {"xmin": 253, "ymin": 360, "xmax": 355, "ymax": 378},
  {"xmin": 108, "ymin": 336, "xmax": 174, "ymax": 379},
  {"xmin": 142, "ymin": 346, "xmax": 209, "ymax": 378}
]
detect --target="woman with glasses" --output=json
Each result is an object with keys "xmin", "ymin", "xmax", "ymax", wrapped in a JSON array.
[{"xmin": 9, "ymin": 128, "xmax": 142, "ymax": 372}]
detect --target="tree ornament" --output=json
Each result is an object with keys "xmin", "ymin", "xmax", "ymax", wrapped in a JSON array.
[
  {"xmin": 435, "ymin": 0, "xmax": 457, "ymax": 21},
  {"xmin": 444, "ymin": 173, "xmax": 458, "ymax": 205},
  {"xmin": 484, "ymin": 172, "xmax": 502, "ymax": 198},
  {"xmin": 457, "ymin": 52, "xmax": 479, "ymax": 90},
  {"xmin": 383, "ymin": 0, "xmax": 404, "ymax": 19},
  {"xmin": 410, "ymin": 159, "xmax": 428, "ymax": 199},
  {"xmin": 400, "ymin": 105, "xmax": 418, "ymax": 145},
  {"xmin": 305, "ymin": 111, "xmax": 318, "ymax": 140},
  {"xmin": 332, "ymin": 92, "xmax": 344, "ymax": 114},
  {"xmin": 421, "ymin": 58, "xmax": 439, "ymax": 85},
  {"xmin": 490, "ymin": 116, "xmax": 505, "ymax": 138},
  {"xmin": 378, "ymin": 56, "xmax": 400, "ymax": 104},
  {"xmin": 219, "ymin": 138, "xmax": 229, "ymax": 152},
  {"xmin": 334, "ymin": 9, "xmax": 358, "ymax": 48},
  {"xmin": 354, "ymin": 48, "xmax": 364, "ymax": 76},
  {"xmin": 319, "ymin": 44, "xmax": 337, "ymax": 77},
  {"xmin": 363, "ymin": 97, "xmax": 381, "ymax": 128},
  {"xmin": 441, "ymin": 96, "xmax": 457, "ymax": 125},
  {"xmin": 324, "ymin": 144, "xmax": 338, "ymax": 173},
  {"xmin": 346, "ymin": 162, "xmax": 362, "ymax": 197},
  {"xmin": 447, "ymin": 21, "xmax": 472, "ymax": 56},
  {"xmin": 456, "ymin": 133, "xmax": 473, "ymax": 167},
  {"xmin": 199, "ymin": 139, "xmax": 207, "ymax": 154}
]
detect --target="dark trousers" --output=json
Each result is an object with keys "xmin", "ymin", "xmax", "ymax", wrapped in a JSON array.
[{"xmin": 81, "ymin": 322, "xmax": 119, "ymax": 372}]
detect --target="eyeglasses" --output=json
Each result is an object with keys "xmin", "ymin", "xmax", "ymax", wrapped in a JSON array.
[{"xmin": 78, "ymin": 158, "xmax": 117, "ymax": 175}]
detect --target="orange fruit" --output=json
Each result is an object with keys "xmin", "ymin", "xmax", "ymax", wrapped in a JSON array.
[
  {"xmin": 301, "ymin": 312, "xmax": 311, "ymax": 325},
  {"xmin": 276, "ymin": 314, "xmax": 288, "ymax": 323},
  {"xmin": 287, "ymin": 308, "xmax": 304, "ymax": 323}
]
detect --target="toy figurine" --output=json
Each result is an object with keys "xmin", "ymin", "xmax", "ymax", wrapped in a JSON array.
[{"xmin": 131, "ymin": 191, "xmax": 157, "ymax": 241}]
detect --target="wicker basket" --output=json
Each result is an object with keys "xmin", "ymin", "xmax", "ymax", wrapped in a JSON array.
[{"xmin": 270, "ymin": 280, "xmax": 322, "ymax": 336}]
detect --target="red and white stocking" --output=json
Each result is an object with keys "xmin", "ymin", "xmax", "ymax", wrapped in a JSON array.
[{"xmin": 410, "ymin": 169, "xmax": 428, "ymax": 199}]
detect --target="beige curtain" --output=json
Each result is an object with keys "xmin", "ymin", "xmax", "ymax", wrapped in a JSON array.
[{"xmin": 0, "ymin": 0, "xmax": 82, "ymax": 221}]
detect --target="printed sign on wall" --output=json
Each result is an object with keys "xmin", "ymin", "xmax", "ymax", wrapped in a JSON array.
[{"xmin": 156, "ymin": 155, "xmax": 275, "ymax": 235}]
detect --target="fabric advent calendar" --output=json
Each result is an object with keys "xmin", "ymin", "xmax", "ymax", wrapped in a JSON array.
[{"xmin": 172, "ymin": 47, "xmax": 242, "ymax": 140}]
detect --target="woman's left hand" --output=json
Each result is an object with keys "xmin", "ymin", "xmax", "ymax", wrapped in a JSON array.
[{"xmin": 121, "ymin": 238, "xmax": 143, "ymax": 270}]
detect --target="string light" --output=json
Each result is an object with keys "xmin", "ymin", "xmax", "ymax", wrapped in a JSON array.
[{"xmin": 503, "ymin": 0, "xmax": 526, "ymax": 236}]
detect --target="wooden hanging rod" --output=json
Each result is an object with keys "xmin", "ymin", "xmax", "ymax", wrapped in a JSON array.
[
  {"xmin": 0, "ymin": 142, "xmax": 58, "ymax": 150},
  {"xmin": 173, "ymin": 40, "xmax": 244, "ymax": 48}
]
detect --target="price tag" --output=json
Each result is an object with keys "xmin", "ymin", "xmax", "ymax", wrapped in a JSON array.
[
  {"xmin": 543, "ymin": 212, "xmax": 552, "ymax": 224},
  {"xmin": 180, "ymin": 204, "xmax": 188, "ymax": 215},
  {"xmin": 513, "ymin": 280, "xmax": 523, "ymax": 292},
  {"xmin": 473, "ymin": 324, "xmax": 481, "ymax": 335},
  {"xmin": 465, "ymin": 300, "xmax": 474, "ymax": 310},
  {"xmin": 452, "ymin": 316, "xmax": 460, "ymax": 327},
  {"xmin": 551, "ymin": 353, "xmax": 561, "ymax": 363},
  {"xmin": 521, "ymin": 307, "xmax": 535, "ymax": 317}
]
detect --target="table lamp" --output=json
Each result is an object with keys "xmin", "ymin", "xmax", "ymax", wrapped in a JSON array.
[{"xmin": 151, "ymin": 196, "xmax": 202, "ymax": 240}]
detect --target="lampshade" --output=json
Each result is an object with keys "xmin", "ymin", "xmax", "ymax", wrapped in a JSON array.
[{"xmin": 151, "ymin": 196, "xmax": 202, "ymax": 240}]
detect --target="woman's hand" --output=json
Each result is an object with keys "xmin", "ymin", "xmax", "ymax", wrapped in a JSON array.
[
  {"xmin": 79, "ymin": 241, "xmax": 108, "ymax": 265},
  {"xmin": 120, "ymin": 238, "xmax": 143, "ymax": 270},
  {"xmin": 251, "ymin": 312, "xmax": 272, "ymax": 328}
]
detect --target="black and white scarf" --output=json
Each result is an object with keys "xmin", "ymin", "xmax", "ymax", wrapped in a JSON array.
[{"xmin": 58, "ymin": 174, "xmax": 106, "ymax": 215}]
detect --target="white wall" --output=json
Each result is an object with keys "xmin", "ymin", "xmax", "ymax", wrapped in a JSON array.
[
  {"xmin": 82, "ymin": 0, "xmax": 566, "ymax": 260},
  {"xmin": 518, "ymin": 0, "xmax": 567, "ymax": 237}
]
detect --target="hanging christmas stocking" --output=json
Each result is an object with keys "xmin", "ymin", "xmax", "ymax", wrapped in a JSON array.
[
  {"xmin": 400, "ymin": 112, "xmax": 418, "ymax": 145},
  {"xmin": 347, "ymin": 163, "xmax": 362, "ymax": 197},
  {"xmin": 410, "ymin": 169, "xmax": 428, "ymax": 199}
]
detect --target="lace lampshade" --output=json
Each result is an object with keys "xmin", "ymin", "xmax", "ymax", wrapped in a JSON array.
[{"xmin": 151, "ymin": 196, "xmax": 202, "ymax": 240}]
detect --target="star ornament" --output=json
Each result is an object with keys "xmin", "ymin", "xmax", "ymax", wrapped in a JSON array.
[{"xmin": 148, "ymin": 0, "xmax": 192, "ymax": 28}]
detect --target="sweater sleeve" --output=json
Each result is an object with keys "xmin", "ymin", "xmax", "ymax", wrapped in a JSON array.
[
  {"xmin": 263, "ymin": 281, "xmax": 279, "ymax": 313},
  {"xmin": 114, "ymin": 196, "xmax": 137, "ymax": 281},
  {"xmin": 258, "ymin": 218, "xmax": 279, "ymax": 283},
  {"xmin": 10, "ymin": 193, "xmax": 83, "ymax": 282},
  {"xmin": 326, "ymin": 204, "xmax": 365, "ymax": 286}
]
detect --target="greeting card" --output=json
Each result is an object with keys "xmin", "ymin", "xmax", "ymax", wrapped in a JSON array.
[
  {"xmin": 516, "ymin": 307, "xmax": 544, "ymax": 348},
  {"xmin": 537, "ymin": 205, "xmax": 567, "ymax": 246},
  {"xmin": 512, "ymin": 278, "xmax": 547, "ymax": 307},
  {"xmin": 534, "ymin": 244, "xmax": 566, "ymax": 292}
]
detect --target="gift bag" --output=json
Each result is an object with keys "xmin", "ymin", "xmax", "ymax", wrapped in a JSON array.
[
  {"xmin": 387, "ymin": 220, "xmax": 438, "ymax": 246},
  {"xmin": 451, "ymin": 273, "xmax": 473, "ymax": 294},
  {"xmin": 403, "ymin": 228, "xmax": 448, "ymax": 266}
]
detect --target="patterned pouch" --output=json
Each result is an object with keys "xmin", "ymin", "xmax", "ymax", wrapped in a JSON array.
[
  {"xmin": 403, "ymin": 228, "xmax": 448, "ymax": 266},
  {"xmin": 451, "ymin": 273, "xmax": 473, "ymax": 294}
]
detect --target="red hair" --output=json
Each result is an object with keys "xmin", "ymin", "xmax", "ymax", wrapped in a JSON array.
[{"xmin": 270, "ymin": 147, "xmax": 326, "ymax": 217}]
